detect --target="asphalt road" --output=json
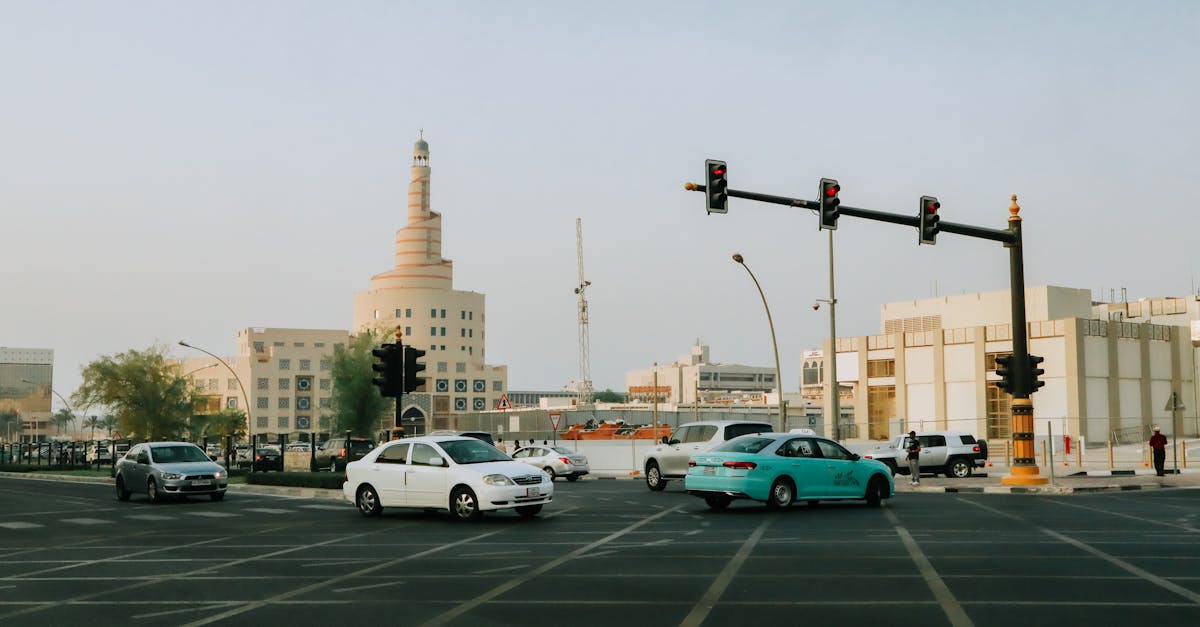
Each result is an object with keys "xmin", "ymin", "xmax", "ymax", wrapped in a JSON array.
[{"xmin": 1, "ymin": 476, "xmax": 1198, "ymax": 627}]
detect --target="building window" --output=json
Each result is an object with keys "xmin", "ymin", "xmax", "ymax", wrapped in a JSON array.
[
  {"xmin": 493, "ymin": 381, "xmax": 503, "ymax": 392},
  {"xmin": 277, "ymin": 417, "xmax": 289, "ymax": 429},
  {"xmin": 431, "ymin": 308, "xmax": 437, "ymax": 318},
  {"xmin": 395, "ymin": 308, "xmax": 403, "ymax": 318},
  {"xmin": 274, "ymin": 341, "xmax": 285, "ymax": 347},
  {"xmin": 314, "ymin": 342, "xmax": 325, "ymax": 348},
  {"xmin": 440, "ymin": 309, "xmax": 446, "ymax": 318},
  {"xmin": 319, "ymin": 397, "xmax": 331, "ymax": 408},
  {"xmin": 278, "ymin": 397, "xmax": 290, "ymax": 409},
  {"xmin": 257, "ymin": 416, "xmax": 269, "ymax": 428},
  {"xmin": 431, "ymin": 327, "xmax": 437, "ymax": 336},
  {"xmin": 278, "ymin": 378, "xmax": 290, "ymax": 390},
  {"xmin": 867, "ymin": 359, "xmax": 895, "ymax": 378},
  {"xmin": 279, "ymin": 359, "xmax": 291, "ymax": 370},
  {"xmin": 299, "ymin": 359, "xmax": 311, "ymax": 371},
  {"xmin": 986, "ymin": 384, "xmax": 1010, "ymax": 439},
  {"xmin": 461, "ymin": 328, "xmax": 465, "ymax": 337},
  {"xmin": 226, "ymin": 397, "xmax": 238, "ymax": 409},
  {"xmin": 320, "ymin": 359, "xmax": 331, "ymax": 371},
  {"xmin": 405, "ymin": 327, "xmax": 412, "ymax": 337},
  {"xmin": 867, "ymin": 386, "xmax": 896, "ymax": 440},
  {"xmin": 456, "ymin": 362, "xmax": 467, "ymax": 373},
  {"xmin": 437, "ymin": 362, "xmax": 448, "ymax": 373},
  {"xmin": 293, "ymin": 342, "xmax": 304, "ymax": 348},
  {"xmin": 469, "ymin": 329, "xmax": 473, "ymax": 338},
  {"xmin": 226, "ymin": 379, "xmax": 235, "ymax": 391},
  {"xmin": 253, "ymin": 341, "xmax": 265, "ymax": 353},
  {"xmin": 257, "ymin": 397, "xmax": 269, "ymax": 409},
  {"xmin": 461, "ymin": 310, "xmax": 466, "ymax": 320},
  {"xmin": 406, "ymin": 308, "xmax": 412, "ymax": 318},
  {"xmin": 320, "ymin": 378, "xmax": 331, "ymax": 391},
  {"xmin": 257, "ymin": 378, "xmax": 269, "ymax": 390},
  {"xmin": 985, "ymin": 352, "xmax": 1012, "ymax": 371},
  {"xmin": 469, "ymin": 312, "xmax": 473, "ymax": 320},
  {"xmin": 334, "ymin": 343, "xmax": 345, "ymax": 351},
  {"xmin": 440, "ymin": 327, "xmax": 446, "ymax": 336},
  {"xmin": 440, "ymin": 345, "xmax": 446, "ymax": 351}
]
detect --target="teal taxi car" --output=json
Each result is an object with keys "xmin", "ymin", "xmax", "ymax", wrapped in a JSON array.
[{"xmin": 684, "ymin": 431, "xmax": 894, "ymax": 510}]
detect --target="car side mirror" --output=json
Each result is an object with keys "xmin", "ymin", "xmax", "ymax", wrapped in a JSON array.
[
  {"xmin": 137, "ymin": 454, "xmax": 149, "ymax": 465},
  {"xmin": 429, "ymin": 457, "xmax": 445, "ymax": 467},
  {"xmin": 849, "ymin": 453, "xmax": 861, "ymax": 462},
  {"xmin": 660, "ymin": 436, "xmax": 670, "ymax": 445},
  {"xmin": 668, "ymin": 438, "xmax": 681, "ymax": 446}
]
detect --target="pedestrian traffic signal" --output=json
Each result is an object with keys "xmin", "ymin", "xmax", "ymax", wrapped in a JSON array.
[
  {"xmin": 402, "ymin": 345, "xmax": 427, "ymax": 394},
  {"xmin": 1028, "ymin": 354, "xmax": 1045, "ymax": 393},
  {"xmin": 994, "ymin": 353, "xmax": 1014, "ymax": 394},
  {"xmin": 819, "ymin": 178, "xmax": 840, "ymax": 230},
  {"xmin": 705, "ymin": 159, "xmax": 728, "ymax": 214},
  {"xmin": 371, "ymin": 343, "xmax": 401, "ymax": 398},
  {"xmin": 919, "ymin": 195, "xmax": 941, "ymax": 245}
]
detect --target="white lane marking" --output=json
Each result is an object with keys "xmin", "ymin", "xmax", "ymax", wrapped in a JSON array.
[
  {"xmin": 333, "ymin": 580, "xmax": 405, "ymax": 593},
  {"xmin": 125, "ymin": 514, "xmax": 175, "ymax": 521},
  {"xmin": 885, "ymin": 509, "xmax": 975, "ymax": 627},
  {"xmin": 419, "ymin": 505, "xmax": 684, "ymax": 627},
  {"xmin": 185, "ymin": 512, "xmax": 239, "ymax": 518},
  {"xmin": 134, "ymin": 602, "xmax": 239, "ymax": 619},
  {"xmin": 685, "ymin": 529, "xmax": 703, "ymax": 536},
  {"xmin": 1048, "ymin": 499, "xmax": 1200, "ymax": 533},
  {"xmin": 62, "ymin": 518, "xmax": 111, "ymax": 525},
  {"xmin": 476, "ymin": 565, "xmax": 527, "ymax": 575},
  {"xmin": 961, "ymin": 498, "xmax": 1200, "ymax": 605},
  {"xmin": 679, "ymin": 517, "xmax": 771, "ymax": 627},
  {"xmin": 0, "ymin": 522, "xmax": 42, "ymax": 530},
  {"xmin": 301, "ymin": 559, "xmax": 374, "ymax": 568},
  {"xmin": 459, "ymin": 550, "xmax": 529, "ymax": 558},
  {"xmin": 243, "ymin": 508, "xmax": 292, "ymax": 515},
  {"xmin": 299, "ymin": 504, "xmax": 348, "ymax": 511}
]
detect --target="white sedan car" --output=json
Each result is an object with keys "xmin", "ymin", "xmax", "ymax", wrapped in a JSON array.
[
  {"xmin": 511, "ymin": 445, "xmax": 590, "ymax": 481},
  {"xmin": 343, "ymin": 435, "xmax": 553, "ymax": 521}
]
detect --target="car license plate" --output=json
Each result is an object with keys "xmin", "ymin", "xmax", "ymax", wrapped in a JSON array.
[
  {"xmin": 525, "ymin": 487, "xmax": 540, "ymax": 497},
  {"xmin": 191, "ymin": 479, "xmax": 212, "ymax": 486},
  {"xmin": 704, "ymin": 466, "xmax": 716, "ymax": 476}
]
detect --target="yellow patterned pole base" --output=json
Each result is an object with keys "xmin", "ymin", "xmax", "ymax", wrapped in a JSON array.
[{"xmin": 1001, "ymin": 398, "xmax": 1049, "ymax": 486}]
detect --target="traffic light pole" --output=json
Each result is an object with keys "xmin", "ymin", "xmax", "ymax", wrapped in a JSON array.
[{"xmin": 689, "ymin": 178, "xmax": 1046, "ymax": 485}]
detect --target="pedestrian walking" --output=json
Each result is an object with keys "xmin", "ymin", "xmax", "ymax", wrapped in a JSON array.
[
  {"xmin": 496, "ymin": 439, "xmax": 508, "ymax": 454},
  {"xmin": 906, "ymin": 431, "xmax": 922, "ymax": 486},
  {"xmin": 1149, "ymin": 426, "xmax": 1168, "ymax": 477}
]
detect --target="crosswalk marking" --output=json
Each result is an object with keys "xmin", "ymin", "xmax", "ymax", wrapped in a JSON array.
[
  {"xmin": 0, "ymin": 522, "xmax": 43, "ymax": 530},
  {"xmin": 186, "ymin": 511, "xmax": 239, "ymax": 518},
  {"xmin": 62, "ymin": 518, "xmax": 112, "ymax": 525},
  {"xmin": 300, "ymin": 504, "xmax": 347, "ymax": 511},
  {"xmin": 244, "ymin": 508, "xmax": 292, "ymax": 514},
  {"xmin": 126, "ymin": 514, "xmax": 175, "ymax": 521}
]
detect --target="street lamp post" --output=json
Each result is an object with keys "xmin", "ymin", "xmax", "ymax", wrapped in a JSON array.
[
  {"xmin": 732, "ymin": 253, "xmax": 785, "ymax": 431},
  {"xmin": 178, "ymin": 340, "xmax": 252, "ymax": 443},
  {"xmin": 21, "ymin": 378, "xmax": 76, "ymax": 442}
]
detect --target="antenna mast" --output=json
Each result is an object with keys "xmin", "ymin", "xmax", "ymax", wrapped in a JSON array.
[{"xmin": 575, "ymin": 218, "xmax": 594, "ymax": 404}]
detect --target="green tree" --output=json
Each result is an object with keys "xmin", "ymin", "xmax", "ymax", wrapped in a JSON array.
[
  {"xmin": 73, "ymin": 346, "xmax": 199, "ymax": 441},
  {"xmin": 186, "ymin": 409, "xmax": 246, "ymax": 443},
  {"xmin": 99, "ymin": 415, "xmax": 118, "ymax": 437},
  {"xmin": 329, "ymin": 331, "xmax": 392, "ymax": 437},
  {"xmin": 81, "ymin": 416, "xmax": 100, "ymax": 441},
  {"xmin": 50, "ymin": 408, "xmax": 75, "ymax": 437},
  {"xmin": 0, "ymin": 409, "xmax": 23, "ymax": 442},
  {"xmin": 593, "ymin": 388, "xmax": 626, "ymax": 403}
]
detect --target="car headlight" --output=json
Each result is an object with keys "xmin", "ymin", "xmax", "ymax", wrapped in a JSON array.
[
  {"xmin": 161, "ymin": 472, "xmax": 182, "ymax": 480},
  {"xmin": 482, "ymin": 474, "xmax": 516, "ymax": 486},
  {"xmin": 213, "ymin": 471, "xmax": 225, "ymax": 478}
]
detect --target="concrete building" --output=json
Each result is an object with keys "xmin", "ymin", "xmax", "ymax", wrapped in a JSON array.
[
  {"xmin": 352, "ymin": 133, "xmax": 508, "ymax": 420},
  {"xmin": 626, "ymin": 342, "xmax": 776, "ymax": 405},
  {"xmin": 0, "ymin": 347, "xmax": 53, "ymax": 442},
  {"xmin": 816, "ymin": 286, "xmax": 1198, "ymax": 446}
]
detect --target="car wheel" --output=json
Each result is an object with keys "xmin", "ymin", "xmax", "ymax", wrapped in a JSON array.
[
  {"xmin": 451, "ymin": 486, "xmax": 483, "ymax": 522},
  {"xmin": 645, "ymin": 461, "xmax": 667, "ymax": 491},
  {"xmin": 865, "ymin": 475, "xmax": 885, "ymax": 507},
  {"xmin": 115, "ymin": 477, "xmax": 131, "ymax": 502},
  {"xmin": 146, "ymin": 479, "xmax": 160, "ymax": 503},
  {"xmin": 515, "ymin": 504, "xmax": 542, "ymax": 518},
  {"xmin": 357, "ymin": 485, "xmax": 382, "ymax": 517},
  {"xmin": 766, "ymin": 477, "xmax": 794, "ymax": 509},
  {"xmin": 882, "ymin": 459, "xmax": 898, "ymax": 477},
  {"xmin": 542, "ymin": 466, "xmax": 557, "ymax": 481},
  {"xmin": 705, "ymin": 496, "xmax": 731, "ymax": 511},
  {"xmin": 565, "ymin": 475, "xmax": 579, "ymax": 482},
  {"xmin": 210, "ymin": 491, "xmax": 226, "ymax": 502},
  {"xmin": 947, "ymin": 459, "xmax": 972, "ymax": 478}
]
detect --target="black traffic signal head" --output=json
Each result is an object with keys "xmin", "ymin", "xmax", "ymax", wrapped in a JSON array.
[
  {"xmin": 705, "ymin": 159, "xmax": 728, "ymax": 214},
  {"xmin": 819, "ymin": 178, "xmax": 840, "ymax": 230},
  {"xmin": 994, "ymin": 353, "xmax": 1014, "ymax": 394},
  {"xmin": 371, "ymin": 343, "xmax": 401, "ymax": 398},
  {"xmin": 1028, "ymin": 354, "xmax": 1045, "ymax": 393},
  {"xmin": 919, "ymin": 195, "xmax": 941, "ymax": 245},
  {"xmin": 402, "ymin": 345, "xmax": 427, "ymax": 394}
]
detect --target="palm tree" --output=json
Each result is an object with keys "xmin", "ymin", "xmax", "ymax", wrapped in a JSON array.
[
  {"xmin": 99, "ymin": 415, "xmax": 118, "ymax": 439},
  {"xmin": 82, "ymin": 416, "xmax": 100, "ymax": 442},
  {"xmin": 0, "ymin": 409, "xmax": 22, "ymax": 442},
  {"xmin": 50, "ymin": 409, "xmax": 74, "ymax": 437}
]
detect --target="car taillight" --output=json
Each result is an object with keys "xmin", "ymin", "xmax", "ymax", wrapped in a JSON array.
[
  {"xmin": 864, "ymin": 454, "xmax": 874, "ymax": 459},
  {"xmin": 255, "ymin": 455, "xmax": 263, "ymax": 461},
  {"xmin": 558, "ymin": 457, "xmax": 572, "ymax": 465},
  {"xmin": 340, "ymin": 447, "xmax": 347, "ymax": 458},
  {"xmin": 723, "ymin": 461, "xmax": 757, "ymax": 469},
  {"xmin": 688, "ymin": 460, "xmax": 697, "ymax": 467},
  {"xmin": 972, "ymin": 445, "xmax": 980, "ymax": 452}
]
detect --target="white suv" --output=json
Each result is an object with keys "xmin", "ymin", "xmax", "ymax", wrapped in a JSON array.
[
  {"xmin": 862, "ymin": 430, "xmax": 988, "ymax": 478},
  {"xmin": 643, "ymin": 420, "xmax": 773, "ymax": 491}
]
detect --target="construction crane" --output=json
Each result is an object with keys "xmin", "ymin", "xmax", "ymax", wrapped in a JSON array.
[{"xmin": 574, "ymin": 218, "xmax": 594, "ymax": 404}]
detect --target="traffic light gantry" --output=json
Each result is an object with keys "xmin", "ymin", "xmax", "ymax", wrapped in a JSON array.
[{"xmin": 371, "ymin": 343, "xmax": 402, "ymax": 398}]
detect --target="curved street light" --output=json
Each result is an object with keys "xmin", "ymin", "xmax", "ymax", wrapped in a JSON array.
[
  {"xmin": 178, "ymin": 340, "xmax": 252, "ymax": 439},
  {"xmin": 732, "ymin": 253, "xmax": 785, "ymax": 431},
  {"xmin": 21, "ymin": 378, "xmax": 75, "ymax": 440}
]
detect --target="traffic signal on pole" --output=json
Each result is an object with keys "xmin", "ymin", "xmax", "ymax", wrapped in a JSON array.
[
  {"xmin": 705, "ymin": 159, "xmax": 728, "ymax": 214},
  {"xmin": 1028, "ymin": 354, "xmax": 1045, "ymax": 393},
  {"xmin": 819, "ymin": 178, "xmax": 840, "ymax": 230},
  {"xmin": 994, "ymin": 353, "xmax": 1014, "ymax": 394},
  {"xmin": 371, "ymin": 343, "xmax": 401, "ymax": 398},
  {"xmin": 402, "ymin": 346, "xmax": 427, "ymax": 394},
  {"xmin": 919, "ymin": 195, "xmax": 941, "ymax": 245}
]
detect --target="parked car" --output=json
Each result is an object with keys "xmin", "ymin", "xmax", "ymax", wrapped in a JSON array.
[
  {"xmin": 861, "ymin": 430, "xmax": 987, "ymax": 478},
  {"xmin": 251, "ymin": 445, "xmax": 282, "ymax": 471},
  {"xmin": 313, "ymin": 436, "xmax": 376, "ymax": 472},
  {"xmin": 285, "ymin": 442, "xmax": 312, "ymax": 453},
  {"xmin": 87, "ymin": 442, "xmax": 113, "ymax": 464},
  {"xmin": 205, "ymin": 443, "xmax": 223, "ymax": 460},
  {"xmin": 427, "ymin": 430, "xmax": 495, "ymax": 445},
  {"xmin": 642, "ymin": 420, "xmax": 773, "ymax": 491},
  {"xmin": 343, "ymin": 435, "xmax": 553, "ymax": 521},
  {"xmin": 234, "ymin": 444, "xmax": 254, "ymax": 469},
  {"xmin": 511, "ymin": 445, "xmax": 589, "ymax": 481},
  {"xmin": 114, "ymin": 442, "xmax": 229, "ymax": 502},
  {"xmin": 685, "ymin": 432, "xmax": 895, "ymax": 510}
]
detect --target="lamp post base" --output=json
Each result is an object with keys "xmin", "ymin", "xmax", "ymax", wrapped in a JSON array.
[{"xmin": 1001, "ymin": 465, "xmax": 1049, "ymax": 486}]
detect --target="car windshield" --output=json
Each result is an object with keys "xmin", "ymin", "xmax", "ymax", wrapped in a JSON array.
[
  {"xmin": 713, "ymin": 436, "xmax": 776, "ymax": 454},
  {"xmin": 439, "ymin": 439, "xmax": 510, "ymax": 464},
  {"xmin": 150, "ymin": 445, "xmax": 210, "ymax": 463}
]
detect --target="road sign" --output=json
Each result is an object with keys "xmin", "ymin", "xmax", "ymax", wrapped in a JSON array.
[
  {"xmin": 549, "ymin": 413, "xmax": 561, "ymax": 430},
  {"xmin": 1164, "ymin": 391, "xmax": 1186, "ymax": 411},
  {"xmin": 497, "ymin": 393, "xmax": 511, "ymax": 410}
]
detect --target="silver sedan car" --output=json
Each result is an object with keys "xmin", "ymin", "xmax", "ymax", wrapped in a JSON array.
[
  {"xmin": 511, "ymin": 445, "xmax": 590, "ymax": 481},
  {"xmin": 114, "ymin": 442, "xmax": 229, "ymax": 502}
]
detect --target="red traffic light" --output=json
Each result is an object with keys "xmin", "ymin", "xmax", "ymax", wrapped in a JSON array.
[
  {"xmin": 710, "ymin": 166, "xmax": 725, "ymax": 177},
  {"xmin": 926, "ymin": 201, "xmax": 940, "ymax": 213},
  {"xmin": 824, "ymin": 184, "xmax": 840, "ymax": 197}
]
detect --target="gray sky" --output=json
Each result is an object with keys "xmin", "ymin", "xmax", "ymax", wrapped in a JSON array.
[{"xmin": 3, "ymin": 1, "xmax": 1198, "ymax": 408}]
